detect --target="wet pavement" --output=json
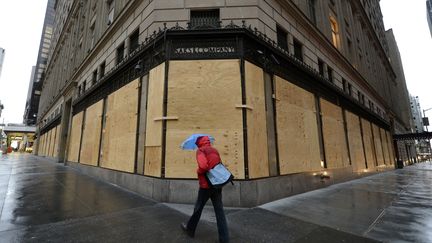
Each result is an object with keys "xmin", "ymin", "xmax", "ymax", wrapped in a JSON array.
[{"xmin": 0, "ymin": 153, "xmax": 430, "ymax": 242}]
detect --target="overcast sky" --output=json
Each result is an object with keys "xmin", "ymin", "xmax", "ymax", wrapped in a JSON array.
[
  {"xmin": 0, "ymin": 0, "xmax": 48, "ymax": 124},
  {"xmin": 0, "ymin": 0, "xmax": 431, "ymax": 125}
]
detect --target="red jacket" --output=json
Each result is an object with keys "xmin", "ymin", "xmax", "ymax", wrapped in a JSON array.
[{"xmin": 195, "ymin": 136, "xmax": 221, "ymax": 188}]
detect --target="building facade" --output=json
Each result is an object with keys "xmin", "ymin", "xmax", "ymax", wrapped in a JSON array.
[
  {"xmin": 23, "ymin": 0, "xmax": 55, "ymax": 126},
  {"xmin": 36, "ymin": 0, "xmax": 411, "ymax": 206},
  {"xmin": 427, "ymin": 0, "xmax": 432, "ymax": 37},
  {"xmin": 0, "ymin": 48, "xmax": 5, "ymax": 79}
]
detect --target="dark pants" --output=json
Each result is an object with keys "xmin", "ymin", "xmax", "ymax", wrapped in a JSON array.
[{"xmin": 187, "ymin": 187, "xmax": 229, "ymax": 243}]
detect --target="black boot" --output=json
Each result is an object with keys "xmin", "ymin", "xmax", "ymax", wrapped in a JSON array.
[{"xmin": 181, "ymin": 222, "xmax": 194, "ymax": 238}]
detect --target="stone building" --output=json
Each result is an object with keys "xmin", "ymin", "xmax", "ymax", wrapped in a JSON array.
[
  {"xmin": 24, "ymin": 0, "xmax": 56, "ymax": 126},
  {"xmin": 36, "ymin": 0, "xmax": 411, "ymax": 206}
]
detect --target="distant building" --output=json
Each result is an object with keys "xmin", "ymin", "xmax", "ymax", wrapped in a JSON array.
[
  {"xmin": 0, "ymin": 48, "xmax": 5, "ymax": 79},
  {"xmin": 385, "ymin": 29, "xmax": 416, "ymax": 164},
  {"xmin": 409, "ymin": 95, "xmax": 430, "ymax": 159},
  {"xmin": 23, "ymin": 0, "xmax": 55, "ymax": 125},
  {"xmin": 0, "ymin": 99, "xmax": 3, "ymax": 118},
  {"xmin": 410, "ymin": 96, "xmax": 424, "ymax": 133},
  {"xmin": 427, "ymin": 0, "xmax": 432, "ymax": 37}
]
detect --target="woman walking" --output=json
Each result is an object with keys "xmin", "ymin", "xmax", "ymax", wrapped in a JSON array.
[{"xmin": 181, "ymin": 135, "xmax": 229, "ymax": 243}]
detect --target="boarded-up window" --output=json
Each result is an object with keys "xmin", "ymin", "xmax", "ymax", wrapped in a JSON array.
[
  {"xmin": 275, "ymin": 76, "xmax": 321, "ymax": 174},
  {"xmin": 80, "ymin": 100, "xmax": 103, "ymax": 166},
  {"xmin": 245, "ymin": 61, "xmax": 269, "ymax": 178},
  {"xmin": 100, "ymin": 79, "xmax": 139, "ymax": 172},
  {"xmin": 67, "ymin": 112, "xmax": 84, "ymax": 162},
  {"xmin": 372, "ymin": 123, "xmax": 385, "ymax": 166},
  {"xmin": 144, "ymin": 64, "xmax": 165, "ymax": 177},
  {"xmin": 360, "ymin": 118, "xmax": 376, "ymax": 169},
  {"xmin": 53, "ymin": 125, "xmax": 61, "ymax": 159},
  {"xmin": 320, "ymin": 98, "xmax": 349, "ymax": 169},
  {"xmin": 345, "ymin": 111, "xmax": 366, "ymax": 172},
  {"xmin": 165, "ymin": 60, "xmax": 244, "ymax": 179}
]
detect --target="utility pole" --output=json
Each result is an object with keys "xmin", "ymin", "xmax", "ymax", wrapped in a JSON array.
[{"xmin": 423, "ymin": 108, "xmax": 432, "ymax": 161}]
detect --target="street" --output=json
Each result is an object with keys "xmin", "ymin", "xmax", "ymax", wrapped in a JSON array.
[{"xmin": 0, "ymin": 153, "xmax": 431, "ymax": 242}]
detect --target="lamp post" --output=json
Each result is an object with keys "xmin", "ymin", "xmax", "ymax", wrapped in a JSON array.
[{"xmin": 423, "ymin": 108, "xmax": 432, "ymax": 161}]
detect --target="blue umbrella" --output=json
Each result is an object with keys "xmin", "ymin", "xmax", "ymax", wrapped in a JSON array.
[{"xmin": 180, "ymin": 133, "xmax": 215, "ymax": 150}]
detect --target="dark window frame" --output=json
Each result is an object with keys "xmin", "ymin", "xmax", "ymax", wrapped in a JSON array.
[
  {"xmin": 293, "ymin": 38, "xmax": 303, "ymax": 62},
  {"xmin": 129, "ymin": 29, "xmax": 140, "ymax": 54},
  {"xmin": 116, "ymin": 42, "xmax": 125, "ymax": 64},
  {"xmin": 276, "ymin": 25, "xmax": 288, "ymax": 51}
]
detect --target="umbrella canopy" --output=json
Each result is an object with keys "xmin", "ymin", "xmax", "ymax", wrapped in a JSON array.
[{"xmin": 180, "ymin": 133, "xmax": 215, "ymax": 150}]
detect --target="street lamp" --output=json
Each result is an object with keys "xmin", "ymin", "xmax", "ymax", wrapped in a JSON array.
[
  {"xmin": 422, "ymin": 108, "xmax": 432, "ymax": 161},
  {"xmin": 422, "ymin": 108, "xmax": 432, "ymax": 131}
]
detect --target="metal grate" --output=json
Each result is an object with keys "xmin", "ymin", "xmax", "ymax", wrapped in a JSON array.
[{"xmin": 190, "ymin": 9, "xmax": 220, "ymax": 29}]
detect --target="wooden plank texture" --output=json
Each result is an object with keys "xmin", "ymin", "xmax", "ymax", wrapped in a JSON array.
[
  {"xmin": 39, "ymin": 134, "xmax": 45, "ymax": 156},
  {"xmin": 386, "ymin": 131, "xmax": 395, "ymax": 165},
  {"xmin": 67, "ymin": 112, "xmax": 84, "ymax": 162},
  {"xmin": 46, "ymin": 130, "xmax": 52, "ymax": 157},
  {"xmin": 320, "ymin": 98, "xmax": 349, "ymax": 169},
  {"xmin": 245, "ymin": 61, "xmax": 269, "ymax": 179},
  {"xmin": 345, "ymin": 111, "xmax": 366, "ymax": 171},
  {"xmin": 165, "ymin": 60, "xmax": 245, "ymax": 179},
  {"xmin": 53, "ymin": 125, "xmax": 61, "ymax": 159},
  {"xmin": 144, "ymin": 63, "xmax": 165, "ymax": 177},
  {"xmin": 275, "ymin": 76, "xmax": 321, "ymax": 174},
  {"xmin": 360, "ymin": 118, "xmax": 376, "ymax": 169},
  {"xmin": 100, "ymin": 79, "xmax": 139, "ymax": 172},
  {"xmin": 49, "ymin": 127, "xmax": 56, "ymax": 157},
  {"xmin": 380, "ymin": 128, "xmax": 390, "ymax": 165},
  {"xmin": 80, "ymin": 100, "xmax": 103, "ymax": 166},
  {"xmin": 372, "ymin": 123, "xmax": 385, "ymax": 166}
]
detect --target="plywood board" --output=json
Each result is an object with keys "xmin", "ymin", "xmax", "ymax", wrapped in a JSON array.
[
  {"xmin": 53, "ymin": 125, "xmax": 61, "ymax": 159},
  {"xmin": 165, "ymin": 60, "xmax": 245, "ymax": 179},
  {"xmin": 360, "ymin": 118, "xmax": 376, "ymax": 169},
  {"xmin": 245, "ymin": 61, "xmax": 269, "ymax": 179},
  {"xmin": 100, "ymin": 79, "xmax": 139, "ymax": 172},
  {"xmin": 380, "ymin": 128, "xmax": 390, "ymax": 165},
  {"xmin": 345, "ymin": 111, "xmax": 366, "ymax": 172},
  {"xmin": 275, "ymin": 76, "xmax": 321, "ymax": 175},
  {"xmin": 46, "ymin": 129, "xmax": 52, "ymax": 157},
  {"xmin": 372, "ymin": 123, "xmax": 385, "ymax": 166},
  {"xmin": 144, "ymin": 63, "xmax": 165, "ymax": 177},
  {"xmin": 80, "ymin": 100, "xmax": 103, "ymax": 166},
  {"xmin": 386, "ymin": 131, "xmax": 395, "ymax": 165},
  {"xmin": 145, "ymin": 146, "xmax": 162, "ymax": 177},
  {"xmin": 320, "ymin": 98, "xmax": 349, "ymax": 169},
  {"xmin": 39, "ymin": 134, "xmax": 45, "ymax": 156},
  {"xmin": 49, "ymin": 127, "xmax": 56, "ymax": 157},
  {"xmin": 67, "ymin": 112, "xmax": 84, "ymax": 162},
  {"xmin": 42, "ymin": 133, "xmax": 47, "ymax": 156}
]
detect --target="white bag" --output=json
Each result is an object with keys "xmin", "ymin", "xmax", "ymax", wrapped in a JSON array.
[{"xmin": 206, "ymin": 163, "xmax": 234, "ymax": 188}]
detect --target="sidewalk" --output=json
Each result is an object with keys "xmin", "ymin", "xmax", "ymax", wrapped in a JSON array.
[{"xmin": 0, "ymin": 153, "xmax": 431, "ymax": 242}]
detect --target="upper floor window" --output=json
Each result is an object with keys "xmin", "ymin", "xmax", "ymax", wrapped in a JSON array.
[
  {"xmin": 190, "ymin": 9, "xmax": 220, "ymax": 29},
  {"xmin": 92, "ymin": 69, "xmax": 98, "ymax": 85},
  {"xmin": 347, "ymin": 83, "xmax": 352, "ymax": 96},
  {"xmin": 318, "ymin": 59, "xmax": 325, "ymax": 76},
  {"xmin": 107, "ymin": 0, "xmax": 114, "ymax": 26},
  {"xmin": 129, "ymin": 29, "xmax": 140, "ymax": 54},
  {"xmin": 330, "ymin": 16, "xmax": 340, "ymax": 49},
  {"xmin": 276, "ymin": 26, "xmax": 288, "ymax": 51},
  {"xmin": 90, "ymin": 15, "xmax": 96, "ymax": 48},
  {"xmin": 116, "ymin": 42, "xmax": 125, "ymax": 64},
  {"xmin": 293, "ymin": 38, "xmax": 303, "ymax": 62},
  {"xmin": 327, "ymin": 66, "xmax": 333, "ymax": 83},
  {"xmin": 308, "ymin": 0, "xmax": 317, "ymax": 25},
  {"xmin": 99, "ymin": 61, "xmax": 106, "ymax": 79}
]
